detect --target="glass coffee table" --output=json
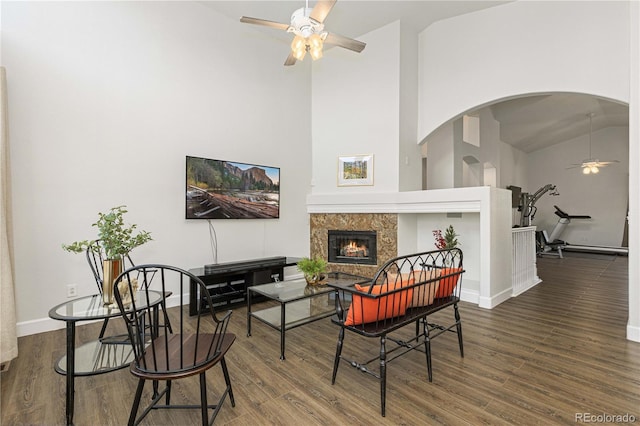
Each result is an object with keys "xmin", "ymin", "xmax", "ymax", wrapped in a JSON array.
[{"xmin": 247, "ymin": 272, "xmax": 367, "ymax": 360}]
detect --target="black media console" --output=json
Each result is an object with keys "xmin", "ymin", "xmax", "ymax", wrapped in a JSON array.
[{"xmin": 188, "ymin": 256, "xmax": 301, "ymax": 316}]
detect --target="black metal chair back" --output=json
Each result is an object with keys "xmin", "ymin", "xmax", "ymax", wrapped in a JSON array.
[{"xmin": 113, "ymin": 264, "xmax": 235, "ymax": 426}]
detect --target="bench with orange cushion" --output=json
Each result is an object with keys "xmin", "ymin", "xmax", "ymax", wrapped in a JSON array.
[{"xmin": 328, "ymin": 248, "xmax": 464, "ymax": 417}]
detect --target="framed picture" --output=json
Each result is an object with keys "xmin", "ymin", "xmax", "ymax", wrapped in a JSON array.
[{"xmin": 338, "ymin": 154, "xmax": 374, "ymax": 186}]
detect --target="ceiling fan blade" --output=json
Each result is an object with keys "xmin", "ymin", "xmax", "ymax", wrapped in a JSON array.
[
  {"xmin": 240, "ymin": 16, "xmax": 290, "ymax": 31},
  {"xmin": 310, "ymin": 0, "xmax": 336, "ymax": 23},
  {"xmin": 324, "ymin": 32, "xmax": 366, "ymax": 53},
  {"xmin": 284, "ymin": 52, "xmax": 297, "ymax": 66},
  {"xmin": 596, "ymin": 160, "xmax": 620, "ymax": 166}
]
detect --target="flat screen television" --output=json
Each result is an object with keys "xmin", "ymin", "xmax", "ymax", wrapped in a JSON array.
[{"xmin": 186, "ymin": 155, "xmax": 280, "ymax": 219}]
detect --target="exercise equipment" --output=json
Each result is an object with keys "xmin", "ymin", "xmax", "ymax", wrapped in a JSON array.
[
  {"xmin": 538, "ymin": 205, "xmax": 628, "ymax": 257},
  {"xmin": 514, "ymin": 184, "xmax": 559, "ymax": 227}
]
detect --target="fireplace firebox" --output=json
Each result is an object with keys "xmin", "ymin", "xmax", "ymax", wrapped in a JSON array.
[{"xmin": 328, "ymin": 230, "xmax": 377, "ymax": 265}]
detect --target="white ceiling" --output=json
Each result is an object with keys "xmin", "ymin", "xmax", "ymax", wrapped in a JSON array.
[
  {"xmin": 203, "ymin": 0, "xmax": 508, "ymax": 39},
  {"xmin": 203, "ymin": 0, "xmax": 629, "ymax": 153}
]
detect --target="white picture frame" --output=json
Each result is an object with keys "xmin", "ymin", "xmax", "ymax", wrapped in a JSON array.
[{"xmin": 337, "ymin": 154, "xmax": 374, "ymax": 186}]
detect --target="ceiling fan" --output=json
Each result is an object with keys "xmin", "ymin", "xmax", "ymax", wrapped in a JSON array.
[
  {"xmin": 240, "ymin": 0, "xmax": 366, "ymax": 66},
  {"xmin": 567, "ymin": 112, "xmax": 619, "ymax": 174}
]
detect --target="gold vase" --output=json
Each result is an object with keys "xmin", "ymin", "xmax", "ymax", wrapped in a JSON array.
[{"xmin": 102, "ymin": 258, "xmax": 123, "ymax": 305}]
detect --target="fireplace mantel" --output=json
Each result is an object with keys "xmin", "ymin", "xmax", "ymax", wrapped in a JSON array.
[{"xmin": 306, "ymin": 187, "xmax": 513, "ymax": 309}]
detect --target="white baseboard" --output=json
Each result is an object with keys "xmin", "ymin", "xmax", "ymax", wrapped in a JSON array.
[
  {"xmin": 627, "ymin": 324, "xmax": 640, "ymax": 342},
  {"xmin": 460, "ymin": 288, "xmax": 479, "ymax": 304},
  {"xmin": 17, "ymin": 293, "xmax": 185, "ymax": 338},
  {"xmin": 17, "ymin": 317, "xmax": 65, "ymax": 337},
  {"xmin": 512, "ymin": 277, "xmax": 542, "ymax": 297},
  {"xmin": 478, "ymin": 287, "xmax": 512, "ymax": 309}
]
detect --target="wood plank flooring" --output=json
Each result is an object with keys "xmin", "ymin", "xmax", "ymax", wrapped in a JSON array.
[{"xmin": 2, "ymin": 252, "xmax": 639, "ymax": 425}]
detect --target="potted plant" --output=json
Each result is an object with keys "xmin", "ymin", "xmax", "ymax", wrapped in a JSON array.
[
  {"xmin": 297, "ymin": 256, "xmax": 328, "ymax": 286},
  {"xmin": 432, "ymin": 225, "xmax": 459, "ymax": 249},
  {"xmin": 62, "ymin": 205, "xmax": 152, "ymax": 304},
  {"xmin": 433, "ymin": 224, "xmax": 460, "ymax": 267}
]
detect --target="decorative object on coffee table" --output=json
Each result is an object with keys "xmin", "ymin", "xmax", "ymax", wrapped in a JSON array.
[
  {"xmin": 297, "ymin": 256, "xmax": 328, "ymax": 286},
  {"xmin": 62, "ymin": 205, "xmax": 152, "ymax": 305}
]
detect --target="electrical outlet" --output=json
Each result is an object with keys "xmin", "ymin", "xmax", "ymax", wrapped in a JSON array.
[{"xmin": 66, "ymin": 284, "xmax": 77, "ymax": 298}]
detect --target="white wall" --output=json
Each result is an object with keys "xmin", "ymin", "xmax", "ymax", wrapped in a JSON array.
[
  {"xmin": 527, "ymin": 126, "xmax": 629, "ymax": 247},
  {"xmin": 418, "ymin": 1, "xmax": 630, "ymax": 141},
  {"xmin": 424, "ymin": 121, "xmax": 455, "ymax": 189},
  {"xmin": 2, "ymin": 2, "xmax": 312, "ymax": 334},
  {"xmin": 311, "ymin": 21, "xmax": 400, "ymax": 194},
  {"xmin": 425, "ymin": 109, "xmax": 527, "ymax": 192},
  {"xmin": 398, "ymin": 24, "xmax": 422, "ymax": 191}
]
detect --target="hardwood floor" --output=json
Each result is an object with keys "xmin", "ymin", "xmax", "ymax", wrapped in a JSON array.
[{"xmin": 2, "ymin": 253, "xmax": 639, "ymax": 425}]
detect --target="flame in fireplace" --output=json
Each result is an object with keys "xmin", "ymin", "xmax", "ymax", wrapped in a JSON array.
[{"xmin": 340, "ymin": 240, "xmax": 369, "ymax": 258}]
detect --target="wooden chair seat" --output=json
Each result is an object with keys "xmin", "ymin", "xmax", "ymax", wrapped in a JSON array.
[{"xmin": 131, "ymin": 333, "xmax": 235, "ymax": 380}]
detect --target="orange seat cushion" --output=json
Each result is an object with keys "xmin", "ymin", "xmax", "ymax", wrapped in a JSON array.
[
  {"xmin": 344, "ymin": 275, "xmax": 414, "ymax": 326},
  {"xmin": 435, "ymin": 268, "xmax": 462, "ymax": 298}
]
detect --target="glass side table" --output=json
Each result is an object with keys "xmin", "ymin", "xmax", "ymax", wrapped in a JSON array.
[{"xmin": 49, "ymin": 291, "xmax": 162, "ymax": 425}]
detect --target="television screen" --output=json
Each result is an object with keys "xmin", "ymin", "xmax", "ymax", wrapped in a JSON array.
[{"xmin": 186, "ymin": 155, "xmax": 280, "ymax": 219}]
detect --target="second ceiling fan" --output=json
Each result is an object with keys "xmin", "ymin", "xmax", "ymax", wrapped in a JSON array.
[
  {"xmin": 240, "ymin": 0, "xmax": 366, "ymax": 66},
  {"xmin": 567, "ymin": 113, "xmax": 619, "ymax": 175}
]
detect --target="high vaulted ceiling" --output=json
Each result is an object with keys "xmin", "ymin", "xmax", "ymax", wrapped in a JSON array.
[
  {"xmin": 482, "ymin": 94, "xmax": 628, "ymax": 153},
  {"xmin": 204, "ymin": 1, "xmax": 629, "ymax": 153},
  {"xmin": 203, "ymin": 0, "xmax": 508, "ymax": 39}
]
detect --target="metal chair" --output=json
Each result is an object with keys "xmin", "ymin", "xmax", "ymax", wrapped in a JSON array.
[
  {"xmin": 113, "ymin": 264, "xmax": 236, "ymax": 426},
  {"xmin": 85, "ymin": 240, "xmax": 172, "ymax": 339}
]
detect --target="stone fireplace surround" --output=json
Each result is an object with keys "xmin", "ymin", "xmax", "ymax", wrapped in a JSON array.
[{"xmin": 310, "ymin": 213, "xmax": 397, "ymax": 278}]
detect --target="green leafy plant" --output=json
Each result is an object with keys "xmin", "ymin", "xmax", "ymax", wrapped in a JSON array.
[
  {"xmin": 62, "ymin": 205, "xmax": 152, "ymax": 260},
  {"xmin": 297, "ymin": 256, "xmax": 328, "ymax": 284}
]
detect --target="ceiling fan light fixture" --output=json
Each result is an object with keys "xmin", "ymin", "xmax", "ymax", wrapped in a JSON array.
[
  {"xmin": 591, "ymin": 165, "xmax": 599, "ymax": 174},
  {"xmin": 308, "ymin": 33, "xmax": 323, "ymax": 49},
  {"xmin": 291, "ymin": 35, "xmax": 307, "ymax": 60},
  {"xmin": 583, "ymin": 167, "xmax": 591, "ymax": 175},
  {"xmin": 310, "ymin": 47, "xmax": 323, "ymax": 60},
  {"xmin": 240, "ymin": 0, "xmax": 366, "ymax": 66},
  {"xmin": 308, "ymin": 33, "xmax": 324, "ymax": 60}
]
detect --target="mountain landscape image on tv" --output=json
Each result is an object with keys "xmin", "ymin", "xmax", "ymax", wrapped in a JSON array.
[{"xmin": 186, "ymin": 155, "xmax": 280, "ymax": 219}]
